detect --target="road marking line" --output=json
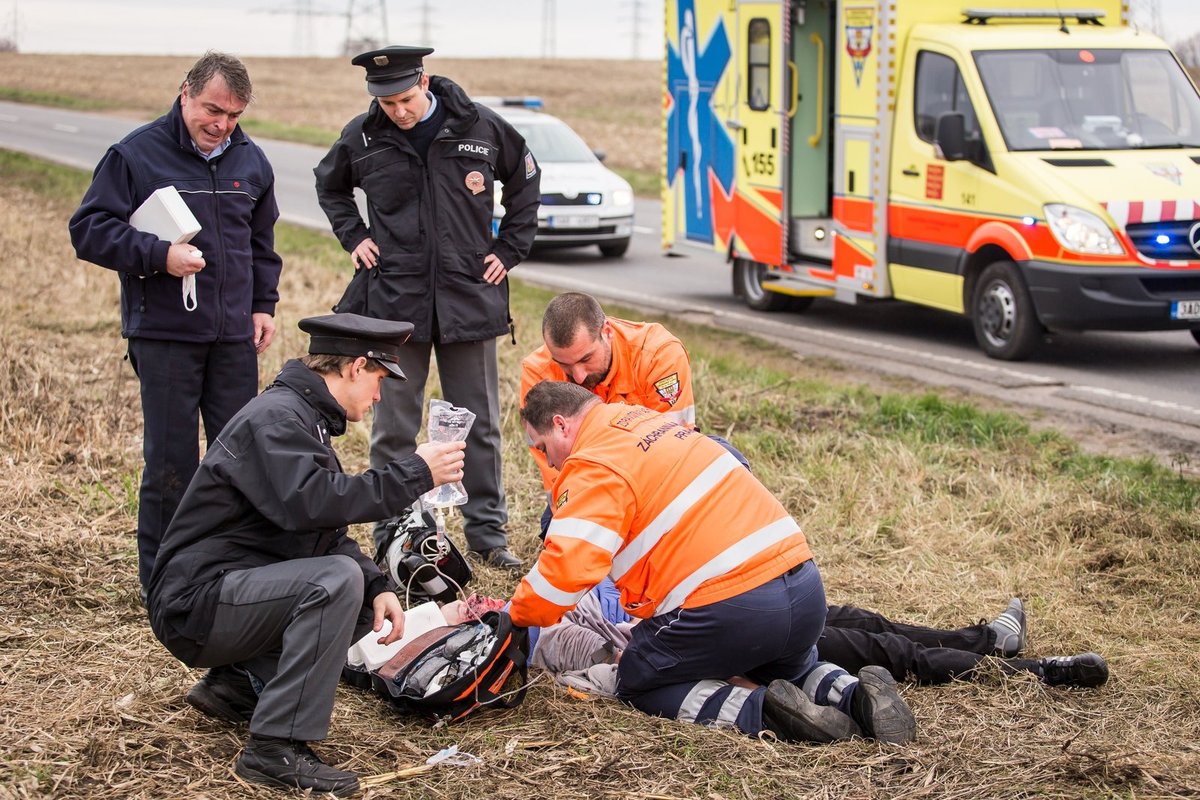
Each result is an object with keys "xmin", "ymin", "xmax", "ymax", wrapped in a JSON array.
[
  {"xmin": 53, "ymin": 123, "xmax": 80, "ymax": 133},
  {"xmin": 633, "ymin": 225, "xmax": 654, "ymax": 235}
]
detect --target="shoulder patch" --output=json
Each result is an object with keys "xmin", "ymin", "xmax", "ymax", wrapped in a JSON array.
[
  {"xmin": 555, "ymin": 489, "xmax": 569, "ymax": 509},
  {"xmin": 525, "ymin": 152, "xmax": 537, "ymax": 179},
  {"xmin": 654, "ymin": 373, "xmax": 681, "ymax": 405}
]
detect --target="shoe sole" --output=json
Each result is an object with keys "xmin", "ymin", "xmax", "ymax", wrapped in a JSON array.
[
  {"xmin": 234, "ymin": 762, "xmax": 359, "ymax": 797},
  {"xmin": 186, "ymin": 685, "xmax": 250, "ymax": 724},
  {"xmin": 764, "ymin": 680, "xmax": 861, "ymax": 743},
  {"xmin": 856, "ymin": 667, "xmax": 917, "ymax": 745}
]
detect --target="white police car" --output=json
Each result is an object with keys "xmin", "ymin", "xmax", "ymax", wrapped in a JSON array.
[{"xmin": 484, "ymin": 98, "xmax": 635, "ymax": 258}]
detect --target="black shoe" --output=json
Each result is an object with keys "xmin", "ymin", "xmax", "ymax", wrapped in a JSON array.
[
  {"xmin": 762, "ymin": 679, "xmax": 862, "ymax": 743},
  {"xmin": 186, "ymin": 665, "xmax": 259, "ymax": 723},
  {"xmin": 472, "ymin": 546, "xmax": 523, "ymax": 570},
  {"xmin": 988, "ymin": 598, "xmax": 1027, "ymax": 657},
  {"xmin": 235, "ymin": 737, "xmax": 359, "ymax": 797},
  {"xmin": 1040, "ymin": 653, "xmax": 1109, "ymax": 688},
  {"xmin": 849, "ymin": 666, "xmax": 916, "ymax": 744}
]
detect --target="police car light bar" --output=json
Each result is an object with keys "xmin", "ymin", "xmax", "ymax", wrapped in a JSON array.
[
  {"xmin": 963, "ymin": 8, "xmax": 1106, "ymax": 25},
  {"xmin": 474, "ymin": 96, "xmax": 545, "ymax": 110}
]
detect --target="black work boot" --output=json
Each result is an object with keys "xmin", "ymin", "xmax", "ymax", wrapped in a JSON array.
[
  {"xmin": 763, "ymin": 679, "xmax": 862, "ymax": 743},
  {"xmin": 1039, "ymin": 653, "xmax": 1109, "ymax": 688},
  {"xmin": 186, "ymin": 665, "xmax": 259, "ymax": 723},
  {"xmin": 235, "ymin": 736, "xmax": 359, "ymax": 797},
  {"xmin": 472, "ymin": 546, "xmax": 523, "ymax": 570},
  {"xmin": 848, "ymin": 666, "xmax": 917, "ymax": 744}
]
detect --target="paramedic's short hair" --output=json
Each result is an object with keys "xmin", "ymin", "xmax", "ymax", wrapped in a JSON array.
[
  {"xmin": 542, "ymin": 292, "xmax": 606, "ymax": 348},
  {"xmin": 521, "ymin": 381, "xmax": 600, "ymax": 432},
  {"xmin": 183, "ymin": 51, "xmax": 253, "ymax": 104}
]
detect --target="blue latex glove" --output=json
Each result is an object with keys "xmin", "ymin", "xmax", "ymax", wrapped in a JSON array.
[{"xmin": 593, "ymin": 577, "xmax": 631, "ymax": 623}]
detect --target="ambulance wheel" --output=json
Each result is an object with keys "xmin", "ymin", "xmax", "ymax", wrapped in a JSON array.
[
  {"xmin": 972, "ymin": 260, "xmax": 1042, "ymax": 361},
  {"xmin": 735, "ymin": 259, "xmax": 807, "ymax": 312},
  {"xmin": 598, "ymin": 239, "xmax": 630, "ymax": 258}
]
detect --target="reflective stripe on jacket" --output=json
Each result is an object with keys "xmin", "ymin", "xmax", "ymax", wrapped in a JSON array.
[
  {"xmin": 508, "ymin": 403, "xmax": 811, "ymax": 629},
  {"xmin": 520, "ymin": 318, "xmax": 696, "ymax": 490}
]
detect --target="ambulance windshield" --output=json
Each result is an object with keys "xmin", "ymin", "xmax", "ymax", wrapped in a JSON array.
[{"xmin": 975, "ymin": 49, "xmax": 1200, "ymax": 151}]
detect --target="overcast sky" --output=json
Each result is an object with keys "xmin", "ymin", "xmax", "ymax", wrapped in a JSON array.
[{"xmin": 3, "ymin": 0, "xmax": 1198, "ymax": 60}]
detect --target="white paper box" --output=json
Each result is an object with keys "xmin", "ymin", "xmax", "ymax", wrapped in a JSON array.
[{"xmin": 129, "ymin": 186, "xmax": 201, "ymax": 244}]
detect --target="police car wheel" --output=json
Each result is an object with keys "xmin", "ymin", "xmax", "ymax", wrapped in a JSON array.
[
  {"xmin": 1191, "ymin": 329, "xmax": 1200, "ymax": 347},
  {"xmin": 735, "ymin": 258, "xmax": 805, "ymax": 312},
  {"xmin": 598, "ymin": 239, "xmax": 630, "ymax": 258},
  {"xmin": 971, "ymin": 260, "xmax": 1042, "ymax": 361}
]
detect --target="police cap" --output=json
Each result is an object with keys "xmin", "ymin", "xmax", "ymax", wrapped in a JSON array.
[
  {"xmin": 351, "ymin": 45, "xmax": 435, "ymax": 97},
  {"xmin": 298, "ymin": 313, "xmax": 413, "ymax": 380}
]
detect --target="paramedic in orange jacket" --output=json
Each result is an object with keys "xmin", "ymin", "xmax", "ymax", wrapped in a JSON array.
[
  {"xmin": 509, "ymin": 381, "xmax": 916, "ymax": 744},
  {"xmin": 520, "ymin": 292, "xmax": 697, "ymax": 492}
]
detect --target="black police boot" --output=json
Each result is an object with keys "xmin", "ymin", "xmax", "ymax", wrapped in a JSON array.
[
  {"xmin": 1039, "ymin": 653, "xmax": 1109, "ymax": 687},
  {"xmin": 848, "ymin": 666, "xmax": 917, "ymax": 744},
  {"xmin": 234, "ymin": 736, "xmax": 359, "ymax": 797},
  {"xmin": 186, "ymin": 665, "xmax": 259, "ymax": 723},
  {"xmin": 762, "ymin": 679, "xmax": 862, "ymax": 743},
  {"xmin": 472, "ymin": 546, "xmax": 523, "ymax": 570}
]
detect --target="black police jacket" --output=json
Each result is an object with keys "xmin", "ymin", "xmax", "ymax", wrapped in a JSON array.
[
  {"xmin": 313, "ymin": 76, "xmax": 540, "ymax": 344},
  {"xmin": 147, "ymin": 360, "xmax": 433, "ymax": 665},
  {"xmin": 68, "ymin": 98, "xmax": 282, "ymax": 343}
]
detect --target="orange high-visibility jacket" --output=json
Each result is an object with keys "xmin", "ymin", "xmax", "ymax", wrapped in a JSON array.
[
  {"xmin": 508, "ymin": 403, "xmax": 812, "ymax": 629},
  {"xmin": 520, "ymin": 317, "xmax": 696, "ymax": 490}
]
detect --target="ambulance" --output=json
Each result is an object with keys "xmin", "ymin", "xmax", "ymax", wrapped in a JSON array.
[{"xmin": 662, "ymin": 0, "xmax": 1200, "ymax": 359}]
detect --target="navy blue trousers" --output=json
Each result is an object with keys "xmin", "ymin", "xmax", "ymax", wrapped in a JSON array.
[
  {"xmin": 616, "ymin": 561, "xmax": 836, "ymax": 736},
  {"xmin": 128, "ymin": 338, "xmax": 257, "ymax": 590}
]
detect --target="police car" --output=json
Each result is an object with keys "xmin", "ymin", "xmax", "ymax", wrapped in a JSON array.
[{"xmin": 484, "ymin": 98, "xmax": 635, "ymax": 258}]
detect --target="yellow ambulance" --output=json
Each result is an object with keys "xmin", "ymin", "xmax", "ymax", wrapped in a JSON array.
[{"xmin": 662, "ymin": 0, "xmax": 1200, "ymax": 359}]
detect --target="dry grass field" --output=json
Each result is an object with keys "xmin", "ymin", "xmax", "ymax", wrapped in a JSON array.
[
  {"xmin": 1, "ymin": 142, "xmax": 1199, "ymax": 800},
  {"xmin": 0, "ymin": 52, "xmax": 661, "ymax": 177}
]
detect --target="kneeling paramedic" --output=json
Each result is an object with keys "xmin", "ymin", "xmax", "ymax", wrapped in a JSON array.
[
  {"xmin": 147, "ymin": 313, "xmax": 466, "ymax": 796},
  {"xmin": 508, "ymin": 381, "xmax": 917, "ymax": 744}
]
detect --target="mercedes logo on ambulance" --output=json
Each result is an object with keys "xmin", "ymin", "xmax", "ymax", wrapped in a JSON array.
[{"xmin": 1190, "ymin": 221, "xmax": 1200, "ymax": 257}]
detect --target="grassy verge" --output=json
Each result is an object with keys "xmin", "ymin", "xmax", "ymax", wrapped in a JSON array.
[
  {"xmin": 612, "ymin": 166, "xmax": 659, "ymax": 198},
  {"xmin": 0, "ymin": 85, "xmax": 118, "ymax": 110},
  {"xmin": 237, "ymin": 118, "xmax": 338, "ymax": 149},
  {"xmin": 3, "ymin": 148, "xmax": 1199, "ymax": 799}
]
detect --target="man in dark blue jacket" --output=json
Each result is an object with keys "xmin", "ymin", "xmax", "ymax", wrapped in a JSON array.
[
  {"xmin": 69, "ymin": 52, "xmax": 284, "ymax": 594},
  {"xmin": 148, "ymin": 313, "xmax": 466, "ymax": 796}
]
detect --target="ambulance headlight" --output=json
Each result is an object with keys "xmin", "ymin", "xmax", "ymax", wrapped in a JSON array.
[{"xmin": 1043, "ymin": 204, "xmax": 1124, "ymax": 256}]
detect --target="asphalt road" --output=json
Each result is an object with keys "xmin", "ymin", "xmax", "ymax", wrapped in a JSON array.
[{"xmin": 3, "ymin": 100, "xmax": 1198, "ymax": 460}]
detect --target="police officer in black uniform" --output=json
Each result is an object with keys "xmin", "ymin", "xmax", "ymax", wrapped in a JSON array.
[
  {"xmin": 314, "ymin": 45, "xmax": 540, "ymax": 569},
  {"xmin": 147, "ymin": 313, "xmax": 466, "ymax": 797}
]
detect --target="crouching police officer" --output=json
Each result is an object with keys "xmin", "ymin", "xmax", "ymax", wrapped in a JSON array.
[{"xmin": 147, "ymin": 313, "xmax": 466, "ymax": 796}]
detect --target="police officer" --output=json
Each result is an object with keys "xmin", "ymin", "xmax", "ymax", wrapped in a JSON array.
[
  {"xmin": 147, "ymin": 313, "xmax": 466, "ymax": 797},
  {"xmin": 314, "ymin": 45, "xmax": 540, "ymax": 569}
]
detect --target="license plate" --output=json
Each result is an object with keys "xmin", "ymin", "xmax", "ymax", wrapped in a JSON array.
[
  {"xmin": 548, "ymin": 214, "xmax": 599, "ymax": 229},
  {"xmin": 1171, "ymin": 299, "xmax": 1200, "ymax": 320}
]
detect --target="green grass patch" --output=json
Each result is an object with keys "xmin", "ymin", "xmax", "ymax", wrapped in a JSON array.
[
  {"xmin": 238, "ymin": 118, "xmax": 337, "ymax": 149},
  {"xmin": 612, "ymin": 166, "xmax": 658, "ymax": 198},
  {"xmin": 0, "ymin": 85, "xmax": 117, "ymax": 111},
  {"xmin": 0, "ymin": 148, "xmax": 93, "ymax": 199}
]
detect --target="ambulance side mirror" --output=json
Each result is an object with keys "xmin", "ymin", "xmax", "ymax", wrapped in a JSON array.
[{"xmin": 935, "ymin": 113, "xmax": 967, "ymax": 161}]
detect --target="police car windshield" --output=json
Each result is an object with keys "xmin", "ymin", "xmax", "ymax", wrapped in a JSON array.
[
  {"xmin": 975, "ymin": 48, "xmax": 1200, "ymax": 151},
  {"xmin": 511, "ymin": 118, "xmax": 598, "ymax": 163}
]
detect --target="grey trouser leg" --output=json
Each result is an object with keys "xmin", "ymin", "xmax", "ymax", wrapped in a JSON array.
[
  {"xmin": 371, "ymin": 337, "xmax": 508, "ymax": 553},
  {"xmin": 193, "ymin": 556, "xmax": 363, "ymax": 742}
]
